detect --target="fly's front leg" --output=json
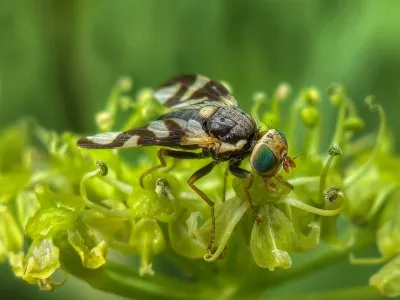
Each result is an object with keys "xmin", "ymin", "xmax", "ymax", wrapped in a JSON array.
[
  {"xmin": 222, "ymin": 164, "xmax": 229, "ymax": 202},
  {"xmin": 139, "ymin": 149, "xmax": 209, "ymax": 188},
  {"xmin": 275, "ymin": 174, "xmax": 294, "ymax": 190},
  {"xmin": 229, "ymin": 160, "xmax": 261, "ymax": 224},
  {"xmin": 188, "ymin": 161, "xmax": 219, "ymax": 252}
]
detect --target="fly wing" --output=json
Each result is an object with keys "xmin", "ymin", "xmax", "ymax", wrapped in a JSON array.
[
  {"xmin": 154, "ymin": 74, "xmax": 238, "ymax": 109},
  {"xmin": 77, "ymin": 118, "xmax": 217, "ymax": 149}
]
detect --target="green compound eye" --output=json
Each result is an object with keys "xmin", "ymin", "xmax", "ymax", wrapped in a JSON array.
[
  {"xmin": 277, "ymin": 130, "xmax": 288, "ymax": 146},
  {"xmin": 251, "ymin": 144, "xmax": 277, "ymax": 174}
]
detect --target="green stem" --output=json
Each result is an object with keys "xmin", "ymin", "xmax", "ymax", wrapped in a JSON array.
[
  {"xmin": 281, "ymin": 195, "xmax": 345, "ymax": 217},
  {"xmin": 331, "ymin": 99, "xmax": 347, "ymax": 147},
  {"xmin": 80, "ymin": 163, "xmax": 130, "ymax": 219},
  {"xmin": 288, "ymin": 176, "xmax": 320, "ymax": 186},
  {"xmin": 102, "ymin": 176, "xmax": 133, "ymax": 194},
  {"xmin": 278, "ymin": 286, "xmax": 382, "ymax": 300},
  {"xmin": 286, "ymin": 97, "xmax": 303, "ymax": 152},
  {"xmin": 344, "ymin": 102, "xmax": 386, "ymax": 188},
  {"xmin": 318, "ymin": 145, "xmax": 341, "ymax": 206},
  {"xmin": 251, "ymin": 93, "xmax": 267, "ymax": 122}
]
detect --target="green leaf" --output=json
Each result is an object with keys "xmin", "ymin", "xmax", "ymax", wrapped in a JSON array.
[
  {"xmin": 200, "ymin": 196, "xmax": 249, "ymax": 262},
  {"xmin": 370, "ymin": 254, "xmax": 400, "ymax": 298},
  {"xmin": 250, "ymin": 203, "xmax": 295, "ymax": 270},
  {"xmin": 25, "ymin": 207, "xmax": 78, "ymax": 239},
  {"xmin": 16, "ymin": 191, "xmax": 40, "ymax": 228},
  {"xmin": 68, "ymin": 220, "xmax": 108, "ymax": 269},
  {"xmin": 168, "ymin": 210, "xmax": 207, "ymax": 259},
  {"xmin": 22, "ymin": 239, "xmax": 60, "ymax": 285},
  {"xmin": 376, "ymin": 194, "xmax": 400, "ymax": 259},
  {"xmin": 35, "ymin": 185, "xmax": 85, "ymax": 212}
]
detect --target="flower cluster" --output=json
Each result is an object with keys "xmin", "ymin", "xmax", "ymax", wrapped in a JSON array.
[{"xmin": 0, "ymin": 78, "xmax": 399, "ymax": 298}]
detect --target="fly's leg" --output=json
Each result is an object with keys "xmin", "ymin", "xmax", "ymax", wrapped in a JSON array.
[
  {"xmin": 229, "ymin": 160, "xmax": 261, "ymax": 225},
  {"xmin": 139, "ymin": 149, "xmax": 209, "ymax": 188},
  {"xmin": 163, "ymin": 159, "xmax": 179, "ymax": 173},
  {"xmin": 188, "ymin": 161, "xmax": 219, "ymax": 251},
  {"xmin": 275, "ymin": 174, "xmax": 294, "ymax": 190},
  {"xmin": 221, "ymin": 164, "xmax": 229, "ymax": 202},
  {"xmin": 263, "ymin": 176, "xmax": 277, "ymax": 191}
]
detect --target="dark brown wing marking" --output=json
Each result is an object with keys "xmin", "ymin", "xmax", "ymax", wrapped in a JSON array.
[{"xmin": 154, "ymin": 74, "xmax": 237, "ymax": 108}]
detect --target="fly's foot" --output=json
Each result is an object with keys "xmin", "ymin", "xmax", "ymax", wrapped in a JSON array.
[{"xmin": 263, "ymin": 177, "xmax": 277, "ymax": 191}]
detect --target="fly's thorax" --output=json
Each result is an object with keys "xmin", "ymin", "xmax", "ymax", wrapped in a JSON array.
[{"xmin": 250, "ymin": 129, "xmax": 289, "ymax": 177}]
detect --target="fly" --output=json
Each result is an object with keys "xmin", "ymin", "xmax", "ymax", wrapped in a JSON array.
[{"xmin": 77, "ymin": 74, "xmax": 296, "ymax": 252}]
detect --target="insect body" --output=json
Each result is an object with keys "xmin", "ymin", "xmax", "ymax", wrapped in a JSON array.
[{"xmin": 77, "ymin": 74, "xmax": 296, "ymax": 252}]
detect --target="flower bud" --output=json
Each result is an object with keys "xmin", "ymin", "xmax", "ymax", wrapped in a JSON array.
[
  {"xmin": 328, "ymin": 84, "xmax": 346, "ymax": 106},
  {"xmin": 252, "ymin": 92, "xmax": 267, "ymax": 103},
  {"xmin": 117, "ymin": 76, "xmax": 133, "ymax": 92},
  {"xmin": 120, "ymin": 96, "xmax": 134, "ymax": 111},
  {"xmin": 301, "ymin": 87, "xmax": 320, "ymax": 105},
  {"xmin": 344, "ymin": 117, "xmax": 365, "ymax": 132},
  {"xmin": 275, "ymin": 83, "xmax": 291, "ymax": 101},
  {"xmin": 300, "ymin": 106, "xmax": 319, "ymax": 128},
  {"xmin": 95, "ymin": 111, "xmax": 113, "ymax": 132},
  {"xmin": 137, "ymin": 88, "xmax": 154, "ymax": 103}
]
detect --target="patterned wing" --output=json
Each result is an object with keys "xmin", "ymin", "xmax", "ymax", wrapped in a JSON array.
[
  {"xmin": 76, "ymin": 118, "xmax": 217, "ymax": 149},
  {"xmin": 154, "ymin": 74, "xmax": 238, "ymax": 109}
]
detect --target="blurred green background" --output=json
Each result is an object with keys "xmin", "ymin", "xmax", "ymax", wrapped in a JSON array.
[{"xmin": 0, "ymin": 0, "xmax": 399, "ymax": 299}]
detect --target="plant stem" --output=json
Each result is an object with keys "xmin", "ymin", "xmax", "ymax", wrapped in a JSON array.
[
  {"xmin": 344, "ymin": 102, "xmax": 386, "ymax": 188},
  {"xmin": 277, "ymin": 286, "xmax": 382, "ymax": 300}
]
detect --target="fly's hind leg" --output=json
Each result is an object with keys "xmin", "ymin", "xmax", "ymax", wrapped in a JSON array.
[
  {"xmin": 229, "ymin": 160, "xmax": 261, "ymax": 224},
  {"xmin": 139, "ymin": 149, "xmax": 209, "ymax": 188},
  {"xmin": 188, "ymin": 161, "xmax": 219, "ymax": 252},
  {"xmin": 221, "ymin": 164, "xmax": 229, "ymax": 202}
]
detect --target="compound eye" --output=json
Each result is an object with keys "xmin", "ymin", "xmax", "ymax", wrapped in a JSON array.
[{"xmin": 250, "ymin": 144, "xmax": 277, "ymax": 174}]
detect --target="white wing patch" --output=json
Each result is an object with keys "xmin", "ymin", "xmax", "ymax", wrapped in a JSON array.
[
  {"xmin": 86, "ymin": 132, "xmax": 121, "ymax": 145},
  {"xmin": 147, "ymin": 121, "xmax": 169, "ymax": 138},
  {"xmin": 153, "ymin": 83, "xmax": 180, "ymax": 104}
]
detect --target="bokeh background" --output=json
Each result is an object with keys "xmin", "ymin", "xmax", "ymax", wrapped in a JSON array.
[{"xmin": 1, "ymin": 1, "xmax": 399, "ymax": 299}]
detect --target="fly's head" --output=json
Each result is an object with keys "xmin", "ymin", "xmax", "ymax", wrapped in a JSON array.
[{"xmin": 250, "ymin": 129, "xmax": 296, "ymax": 181}]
